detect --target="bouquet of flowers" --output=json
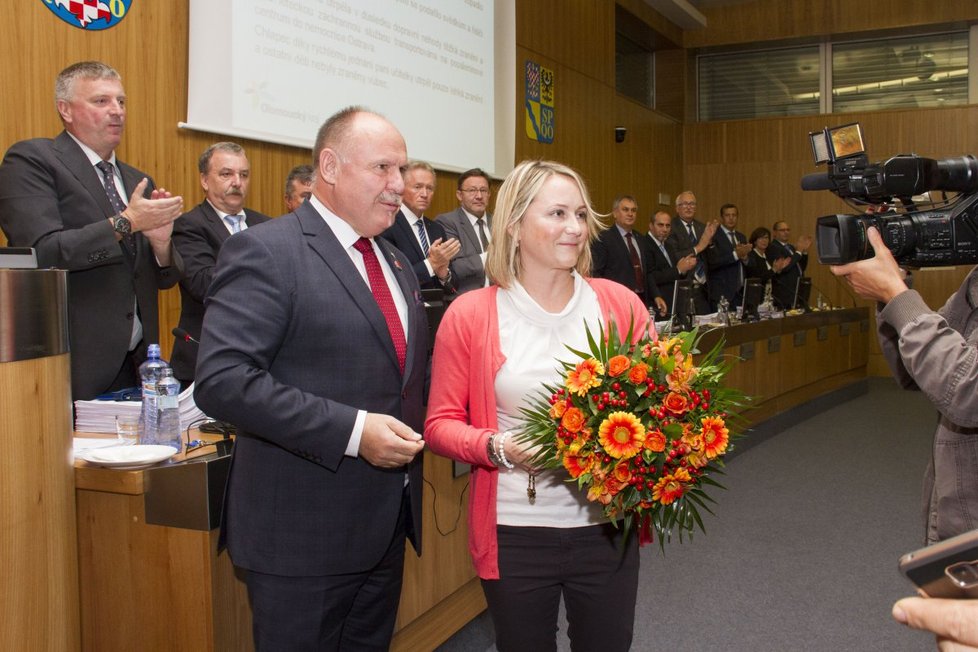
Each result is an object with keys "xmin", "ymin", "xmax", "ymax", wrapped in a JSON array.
[{"xmin": 518, "ymin": 321, "xmax": 748, "ymax": 547}]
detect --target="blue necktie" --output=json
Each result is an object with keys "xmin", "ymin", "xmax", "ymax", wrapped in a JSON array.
[
  {"xmin": 415, "ymin": 219, "xmax": 429, "ymax": 256},
  {"xmin": 224, "ymin": 215, "xmax": 243, "ymax": 234}
]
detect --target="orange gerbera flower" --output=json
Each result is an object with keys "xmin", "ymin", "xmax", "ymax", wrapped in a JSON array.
[
  {"xmin": 566, "ymin": 358, "xmax": 605, "ymax": 396},
  {"xmin": 550, "ymin": 400, "xmax": 567, "ymax": 419},
  {"xmin": 561, "ymin": 406, "xmax": 586, "ymax": 433},
  {"xmin": 700, "ymin": 416, "xmax": 729, "ymax": 459},
  {"xmin": 663, "ymin": 392, "xmax": 689, "ymax": 416},
  {"xmin": 653, "ymin": 467, "xmax": 692, "ymax": 505},
  {"xmin": 608, "ymin": 355, "xmax": 631, "ymax": 377},
  {"xmin": 598, "ymin": 411, "xmax": 646, "ymax": 459},
  {"xmin": 564, "ymin": 452, "xmax": 594, "ymax": 478},
  {"xmin": 628, "ymin": 362, "xmax": 649, "ymax": 384},
  {"xmin": 645, "ymin": 428, "xmax": 666, "ymax": 452}
]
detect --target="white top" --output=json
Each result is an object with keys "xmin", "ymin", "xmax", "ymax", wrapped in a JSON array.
[{"xmin": 494, "ymin": 272, "xmax": 607, "ymax": 527}]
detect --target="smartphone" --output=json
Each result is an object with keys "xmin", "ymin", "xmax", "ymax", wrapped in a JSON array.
[{"xmin": 900, "ymin": 528, "xmax": 978, "ymax": 599}]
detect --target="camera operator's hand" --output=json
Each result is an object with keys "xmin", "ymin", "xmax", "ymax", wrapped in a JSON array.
[
  {"xmin": 830, "ymin": 227, "xmax": 909, "ymax": 304},
  {"xmin": 893, "ymin": 596, "xmax": 978, "ymax": 651}
]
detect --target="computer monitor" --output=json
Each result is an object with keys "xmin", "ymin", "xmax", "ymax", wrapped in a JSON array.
[
  {"xmin": 794, "ymin": 277, "xmax": 812, "ymax": 311},
  {"xmin": 421, "ymin": 288, "xmax": 446, "ymax": 352},
  {"xmin": 741, "ymin": 279, "xmax": 764, "ymax": 322},
  {"xmin": 670, "ymin": 279, "xmax": 694, "ymax": 331}
]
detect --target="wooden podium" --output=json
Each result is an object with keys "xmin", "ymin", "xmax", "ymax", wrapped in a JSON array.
[{"xmin": 0, "ymin": 269, "xmax": 78, "ymax": 651}]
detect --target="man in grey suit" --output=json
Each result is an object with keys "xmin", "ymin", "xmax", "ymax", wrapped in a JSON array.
[
  {"xmin": 194, "ymin": 107, "xmax": 426, "ymax": 651},
  {"xmin": 170, "ymin": 142, "xmax": 271, "ymax": 384},
  {"xmin": 435, "ymin": 167, "xmax": 492, "ymax": 294},
  {"xmin": 0, "ymin": 61, "xmax": 183, "ymax": 401}
]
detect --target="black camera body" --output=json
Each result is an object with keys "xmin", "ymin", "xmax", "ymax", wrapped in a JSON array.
[{"xmin": 802, "ymin": 123, "xmax": 978, "ymax": 267}]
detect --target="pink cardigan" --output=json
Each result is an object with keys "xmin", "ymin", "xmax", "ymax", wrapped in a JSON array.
[{"xmin": 424, "ymin": 278, "xmax": 651, "ymax": 579}]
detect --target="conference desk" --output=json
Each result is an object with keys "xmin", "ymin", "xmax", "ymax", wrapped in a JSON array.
[{"xmin": 71, "ymin": 307, "xmax": 868, "ymax": 651}]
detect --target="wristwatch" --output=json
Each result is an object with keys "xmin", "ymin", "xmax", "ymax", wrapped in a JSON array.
[{"xmin": 111, "ymin": 214, "xmax": 132, "ymax": 236}]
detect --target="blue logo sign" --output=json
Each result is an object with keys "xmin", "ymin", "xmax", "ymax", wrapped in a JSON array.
[{"xmin": 42, "ymin": 0, "xmax": 132, "ymax": 31}]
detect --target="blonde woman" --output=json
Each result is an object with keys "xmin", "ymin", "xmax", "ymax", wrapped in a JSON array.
[{"xmin": 425, "ymin": 160, "xmax": 652, "ymax": 651}]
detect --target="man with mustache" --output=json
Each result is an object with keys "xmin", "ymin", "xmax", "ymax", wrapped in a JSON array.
[
  {"xmin": 0, "ymin": 60, "xmax": 184, "ymax": 401},
  {"xmin": 170, "ymin": 142, "xmax": 270, "ymax": 385}
]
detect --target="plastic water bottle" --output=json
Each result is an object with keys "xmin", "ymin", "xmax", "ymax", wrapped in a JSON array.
[
  {"xmin": 138, "ymin": 344, "xmax": 169, "ymax": 445},
  {"xmin": 156, "ymin": 368, "xmax": 182, "ymax": 452}
]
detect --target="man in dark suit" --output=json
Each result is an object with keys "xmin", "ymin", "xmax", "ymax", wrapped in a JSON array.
[
  {"xmin": 769, "ymin": 220, "xmax": 813, "ymax": 309},
  {"xmin": 706, "ymin": 203, "xmax": 751, "ymax": 310},
  {"xmin": 666, "ymin": 190, "xmax": 717, "ymax": 314},
  {"xmin": 0, "ymin": 61, "xmax": 183, "ymax": 401},
  {"xmin": 380, "ymin": 160, "xmax": 460, "ymax": 293},
  {"xmin": 170, "ymin": 142, "xmax": 271, "ymax": 384},
  {"xmin": 194, "ymin": 107, "xmax": 426, "ymax": 651},
  {"xmin": 591, "ymin": 195, "xmax": 666, "ymax": 315},
  {"xmin": 647, "ymin": 210, "xmax": 698, "ymax": 313},
  {"xmin": 435, "ymin": 168, "xmax": 492, "ymax": 294}
]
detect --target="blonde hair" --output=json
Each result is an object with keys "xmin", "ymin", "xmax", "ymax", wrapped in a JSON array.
[{"xmin": 485, "ymin": 160, "xmax": 606, "ymax": 288}]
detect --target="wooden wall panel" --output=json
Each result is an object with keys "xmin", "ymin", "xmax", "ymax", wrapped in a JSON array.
[
  {"xmin": 686, "ymin": 0, "xmax": 978, "ymax": 49},
  {"xmin": 514, "ymin": 1, "xmax": 684, "ymax": 232}
]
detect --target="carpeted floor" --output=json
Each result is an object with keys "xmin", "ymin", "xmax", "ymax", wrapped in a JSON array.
[{"xmin": 437, "ymin": 377, "xmax": 941, "ymax": 651}]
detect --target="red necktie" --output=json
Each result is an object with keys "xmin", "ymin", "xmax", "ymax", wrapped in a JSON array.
[
  {"xmin": 625, "ymin": 232, "xmax": 645, "ymax": 294},
  {"xmin": 353, "ymin": 237, "xmax": 407, "ymax": 373}
]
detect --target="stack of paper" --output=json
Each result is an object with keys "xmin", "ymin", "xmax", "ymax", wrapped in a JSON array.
[{"xmin": 74, "ymin": 382, "xmax": 208, "ymax": 434}]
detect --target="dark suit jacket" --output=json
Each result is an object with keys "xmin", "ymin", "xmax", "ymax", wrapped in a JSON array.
[
  {"xmin": 647, "ymin": 235, "xmax": 687, "ymax": 312},
  {"xmin": 0, "ymin": 131, "xmax": 182, "ymax": 400},
  {"xmin": 767, "ymin": 239, "xmax": 808, "ymax": 309},
  {"xmin": 590, "ymin": 226, "xmax": 661, "ymax": 305},
  {"xmin": 435, "ymin": 207, "xmax": 489, "ymax": 294},
  {"xmin": 666, "ymin": 217, "xmax": 707, "ymax": 258},
  {"xmin": 170, "ymin": 201, "xmax": 271, "ymax": 382},
  {"xmin": 380, "ymin": 210, "xmax": 456, "ymax": 294},
  {"xmin": 193, "ymin": 201, "xmax": 426, "ymax": 576},
  {"xmin": 745, "ymin": 249, "xmax": 775, "ymax": 283},
  {"xmin": 706, "ymin": 227, "xmax": 747, "ymax": 307},
  {"xmin": 665, "ymin": 216, "xmax": 713, "ymax": 313}
]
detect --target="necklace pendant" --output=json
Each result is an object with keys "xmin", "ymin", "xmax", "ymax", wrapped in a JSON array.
[{"xmin": 527, "ymin": 473, "xmax": 537, "ymax": 504}]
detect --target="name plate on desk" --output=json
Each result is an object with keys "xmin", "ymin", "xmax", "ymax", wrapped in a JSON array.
[{"xmin": 144, "ymin": 452, "xmax": 230, "ymax": 531}]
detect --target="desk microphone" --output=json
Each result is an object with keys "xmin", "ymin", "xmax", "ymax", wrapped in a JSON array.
[{"xmin": 172, "ymin": 327, "xmax": 200, "ymax": 346}]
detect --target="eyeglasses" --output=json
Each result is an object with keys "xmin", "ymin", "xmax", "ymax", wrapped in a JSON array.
[
  {"xmin": 676, "ymin": 201, "xmax": 697, "ymax": 207},
  {"xmin": 460, "ymin": 187, "xmax": 490, "ymax": 195}
]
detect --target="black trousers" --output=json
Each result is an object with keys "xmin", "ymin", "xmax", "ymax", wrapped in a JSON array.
[
  {"xmin": 481, "ymin": 524, "xmax": 640, "ymax": 652},
  {"xmin": 243, "ymin": 490, "xmax": 409, "ymax": 652}
]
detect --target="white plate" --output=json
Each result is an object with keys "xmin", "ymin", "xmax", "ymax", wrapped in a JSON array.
[{"xmin": 78, "ymin": 444, "xmax": 178, "ymax": 470}]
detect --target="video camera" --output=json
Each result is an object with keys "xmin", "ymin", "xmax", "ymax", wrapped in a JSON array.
[{"xmin": 801, "ymin": 122, "xmax": 978, "ymax": 267}]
